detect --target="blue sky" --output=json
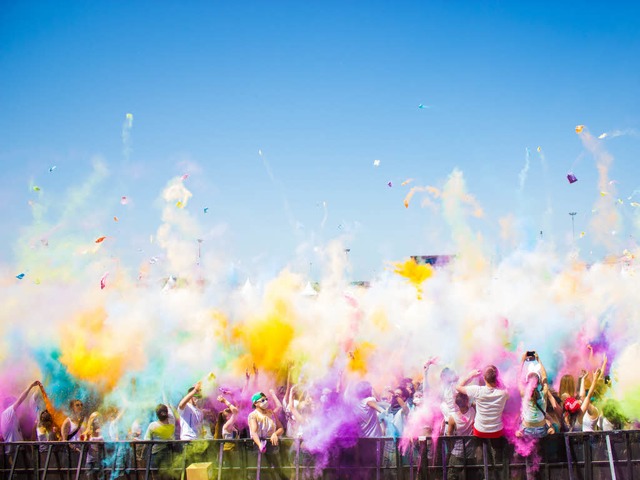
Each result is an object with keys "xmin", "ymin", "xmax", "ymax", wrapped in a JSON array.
[{"xmin": 1, "ymin": 1, "xmax": 639, "ymax": 281}]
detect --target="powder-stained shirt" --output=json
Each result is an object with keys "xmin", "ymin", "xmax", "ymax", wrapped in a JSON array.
[
  {"xmin": 465, "ymin": 385, "xmax": 508, "ymax": 433},
  {"xmin": 179, "ymin": 403, "xmax": 203, "ymax": 440},
  {"xmin": 1, "ymin": 406, "xmax": 22, "ymax": 442},
  {"xmin": 248, "ymin": 409, "xmax": 278, "ymax": 439},
  {"xmin": 356, "ymin": 397, "xmax": 382, "ymax": 438}
]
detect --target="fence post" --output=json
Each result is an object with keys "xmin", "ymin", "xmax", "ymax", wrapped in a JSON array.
[
  {"xmin": 294, "ymin": 437, "xmax": 300, "ymax": 480},
  {"xmin": 73, "ymin": 444, "xmax": 85, "ymax": 480},
  {"xmin": 481, "ymin": 441, "xmax": 489, "ymax": 480},
  {"xmin": 605, "ymin": 434, "xmax": 617, "ymax": 480},
  {"xmin": 584, "ymin": 435, "xmax": 592, "ymax": 480},
  {"xmin": 564, "ymin": 435, "xmax": 575, "ymax": 480},
  {"xmin": 217, "ymin": 441, "xmax": 224, "ymax": 480}
]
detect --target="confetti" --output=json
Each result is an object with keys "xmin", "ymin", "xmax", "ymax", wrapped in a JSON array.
[
  {"xmin": 600, "ymin": 191, "xmax": 608, "ymax": 197},
  {"xmin": 580, "ymin": 232, "xmax": 586, "ymax": 238},
  {"xmin": 49, "ymin": 166, "xmax": 57, "ymax": 172},
  {"xmin": 181, "ymin": 174, "xmax": 189, "ymax": 181},
  {"xmin": 599, "ymin": 133, "xmax": 608, "ymax": 139},
  {"xmin": 537, "ymin": 146, "xmax": 542, "ymax": 153},
  {"xmin": 418, "ymin": 104, "xmax": 430, "ymax": 109},
  {"xmin": 16, "ymin": 273, "xmax": 25, "ymax": 280},
  {"xmin": 121, "ymin": 196, "xmax": 128, "ymax": 205},
  {"xmin": 567, "ymin": 173, "xmax": 578, "ymax": 184},
  {"xmin": 631, "ymin": 202, "xmax": 640, "ymax": 208},
  {"xmin": 149, "ymin": 256, "xmax": 158, "ymax": 264},
  {"xmin": 113, "ymin": 216, "xmax": 118, "ymax": 222},
  {"xmin": 95, "ymin": 236, "xmax": 107, "ymax": 243},
  {"xmin": 575, "ymin": 125, "xmax": 584, "ymax": 134},
  {"xmin": 617, "ymin": 198, "xmax": 624, "ymax": 205},
  {"xmin": 373, "ymin": 159, "xmax": 380, "ymax": 167},
  {"xmin": 401, "ymin": 178, "xmax": 414, "ymax": 186},
  {"xmin": 33, "ymin": 186, "xmax": 41, "ymax": 192},
  {"xmin": 100, "ymin": 272, "xmax": 109, "ymax": 290},
  {"xmin": 387, "ymin": 182, "xmax": 393, "ymax": 187},
  {"xmin": 203, "ymin": 207, "xmax": 209, "ymax": 213},
  {"xmin": 176, "ymin": 201, "xmax": 184, "ymax": 208}
]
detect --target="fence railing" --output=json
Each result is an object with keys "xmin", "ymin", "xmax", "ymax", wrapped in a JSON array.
[{"xmin": 2, "ymin": 431, "xmax": 640, "ymax": 480}]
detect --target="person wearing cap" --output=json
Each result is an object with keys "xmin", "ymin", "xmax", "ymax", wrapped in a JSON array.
[
  {"xmin": 248, "ymin": 391, "xmax": 288, "ymax": 479},
  {"xmin": 178, "ymin": 382, "xmax": 205, "ymax": 440}
]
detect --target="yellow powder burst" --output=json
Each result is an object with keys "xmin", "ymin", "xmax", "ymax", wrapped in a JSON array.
[
  {"xmin": 392, "ymin": 258, "xmax": 434, "ymax": 299},
  {"xmin": 59, "ymin": 307, "xmax": 141, "ymax": 392},
  {"xmin": 347, "ymin": 341, "xmax": 375, "ymax": 375},
  {"xmin": 233, "ymin": 298, "xmax": 295, "ymax": 372}
]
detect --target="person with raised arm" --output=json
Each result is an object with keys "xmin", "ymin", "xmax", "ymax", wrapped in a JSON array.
[
  {"xmin": 1, "ymin": 380, "xmax": 42, "ymax": 443},
  {"xmin": 456, "ymin": 365, "xmax": 508, "ymax": 477},
  {"xmin": 178, "ymin": 381, "xmax": 204, "ymax": 440},
  {"xmin": 517, "ymin": 351, "xmax": 552, "ymax": 438}
]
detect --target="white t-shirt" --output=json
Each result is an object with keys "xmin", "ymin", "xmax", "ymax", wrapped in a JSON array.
[
  {"xmin": 1, "ymin": 406, "xmax": 22, "ymax": 442},
  {"xmin": 465, "ymin": 385, "xmax": 508, "ymax": 433},
  {"xmin": 179, "ymin": 403, "xmax": 203, "ymax": 440}
]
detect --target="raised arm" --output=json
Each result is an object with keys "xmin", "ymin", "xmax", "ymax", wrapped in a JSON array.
[
  {"xmin": 423, "ymin": 357, "xmax": 438, "ymax": 397},
  {"xmin": 11, "ymin": 380, "xmax": 41, "ymax": 411},
  {"xmin": 268, "ymin": 388, "xmax": 283, "ymax": 414},
  {"xmin": 581, "ymin": 355, "xmax": 607, "ymax": 415},
  {"xmin": 178, "ymin": 382, "xmax": 201, "ymax": 410},
  {"xmin": 456, "ymin": 370, "xmax": 481, "ymax": 395}
]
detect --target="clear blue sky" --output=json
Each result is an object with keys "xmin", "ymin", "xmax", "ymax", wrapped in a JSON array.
[{"xmin": 1, "ymin": 1, "xmax": 639, "ymax": 280}]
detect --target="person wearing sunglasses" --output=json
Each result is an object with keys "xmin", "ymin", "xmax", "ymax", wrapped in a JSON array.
[
  {"xmin": 61, "ymin": 399, "xmax": 87, "ymax": 441},
  {"xmin": 248, "ymin": 392, "xmax": 288, "ymax": 479}
]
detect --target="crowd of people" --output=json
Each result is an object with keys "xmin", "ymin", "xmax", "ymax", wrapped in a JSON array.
[{"xmin": 0, "ymin": 350, "xmax": 631, "ymax": 479}]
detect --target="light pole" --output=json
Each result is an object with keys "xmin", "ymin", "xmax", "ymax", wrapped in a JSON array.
[{"xmin": 569, "ymin": 212, "xmax": 577, "ymax": 241}]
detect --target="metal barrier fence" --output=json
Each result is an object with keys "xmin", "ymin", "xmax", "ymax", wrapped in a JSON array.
[{"xmin": 2, "ymin": 431, "xmax": 640, "ymax": 480}]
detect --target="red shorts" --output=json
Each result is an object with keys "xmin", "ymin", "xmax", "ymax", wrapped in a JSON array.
[{"xmin": 473, "ymin": 427, "xmax": 503, "ymax": 438}]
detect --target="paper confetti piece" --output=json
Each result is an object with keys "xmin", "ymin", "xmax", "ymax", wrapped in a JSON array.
[
  {"xmin": 176, "ymin": 201, "xmax": 184, "ymax": 208},
  {"xmin": 181, "ymin": 174, "xmax": 189, "ymax": 181},
  {"xmin": 575, "ymin": 125, "xmax": 584, "ymax": 134},
  {"xmin": 49, "ymin": 166, "xmax": 57, "ymax": 172},
  {"xmin": 121, "ymin": 196, "xmax": 128, "ymax": 205},
  {"xmin": 567, "ymin": 173, "xmax": 578, "ymax": 184},
  {"xmin": 95, "ymin": 236, "xmax": 107, "ymax": 243},
  {"xmin": 387, "ymin": 182, "xmax": 393, "ymax": 187},
  {"xmin": 537, "ymin": 147, "xmax": 542, "ymax": 153},
  {"xmin": 16, "ymin": 273, "xmax": 25, "ymax": 280},
  {"xmin": 631, "ymin": 202, "xmax": 640, "ymax": 207},
  {"xmin": 580, "ymin": 232, "xmax": 586, "ymax": 238},
  {"xmin": 113, "ymin": 216, "xmax": 118, "ymax": 222},
  {"xmin": 617, "ymin": 198, "xmax": 624, "ymax": 205},
  {"xmin": 373, "ymin": 159, "xmax": 380, "ymax": 167},
  {"xmin": 204, "ymin": 207, "xmax": 209, "ymax": 213},
  {"xmin": 600, "ymin": 191, "xmax": 608, "ymax": 197},
  {"xmin": 100, "ymin": 272, "xmax": 109, "ymax": 290},
  {"xmin": 418, "ymin": 104, "xmax": 430, "ymax": 109},
  {"xmin": 33, "ymin": 186, "xmax": 41, "ymax": 192},
  {"xmin": 401, "ymin": 178, "xmax": 414, "ymax": 186}
]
